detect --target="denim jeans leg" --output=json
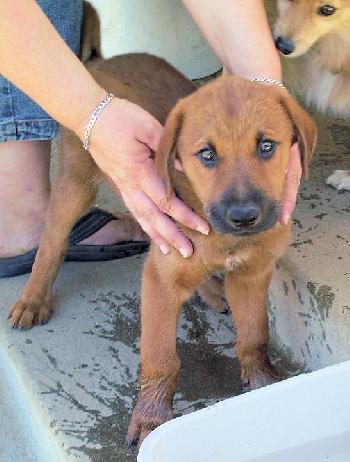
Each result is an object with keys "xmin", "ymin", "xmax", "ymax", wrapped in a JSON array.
[{"xmin": 0, "ymin": 0, "xmax": 83, "ymax": 143}]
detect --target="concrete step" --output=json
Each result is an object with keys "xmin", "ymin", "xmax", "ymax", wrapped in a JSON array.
[{"xmin": 0, "ymin": 341, "xmax": 63, "ymax": 461}]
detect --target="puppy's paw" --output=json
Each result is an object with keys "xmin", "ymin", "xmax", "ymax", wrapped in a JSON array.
[
  {"xmin": 126, "ymin": 396, "xmax": 173, "ymax": 449},
  {"xmin": 242, "ymin": 361, "xmax": 286, "ymax": 391},
  {"xmin": 8, "ymin": 299, "xmax": 52, "ymax": 329},
  {"xmin": 197, "ymin": 273, "xmax": 229, "ymax": 314},
  {"xmin": 326, "ymin": 170, "xmax": 350, "ymax": 191}
]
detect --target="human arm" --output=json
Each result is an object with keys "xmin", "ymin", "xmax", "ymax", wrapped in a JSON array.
[{"xmin": 0, "ymin": 0, "xmax": 209, "ymax": 256}]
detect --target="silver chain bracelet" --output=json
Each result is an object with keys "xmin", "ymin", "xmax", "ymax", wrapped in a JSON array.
[
  {"xmin": 83, "ymin": 93, "xmax": 114, "ymax": 151},
  {"xmin": 250, "ymin": 77, "xmax": 287, "ymax": 91}
]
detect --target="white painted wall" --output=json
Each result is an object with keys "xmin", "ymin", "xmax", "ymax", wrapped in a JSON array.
[{"xmin": 87, "ymin": 0, "xmax": 221, "ymax": 78}]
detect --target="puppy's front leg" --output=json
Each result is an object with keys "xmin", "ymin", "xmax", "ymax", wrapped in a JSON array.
[
  {"xmin": 225, "ymin": 264, "xmax": 283, "ymax": 390},
  {"xmin": 127, "ymin": 254, "xmax": 204, "ymax": 447},
  {"xmin": 8, "ymin": 174, "xmax": 97, "ymax": 329}
]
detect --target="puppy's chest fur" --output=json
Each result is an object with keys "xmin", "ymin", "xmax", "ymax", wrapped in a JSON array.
[{"xmin": 194, "ymin": 230, "xmax": 289, "ymax": 275}]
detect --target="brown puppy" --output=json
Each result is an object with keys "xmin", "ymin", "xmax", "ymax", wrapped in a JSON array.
[
  {"xmin": 126, "ymin": 73, "xmax": 317, "ymax": 446},
  {"xmin": 7, "ymin": 52, "xmax": 316, "ymax": 444}
]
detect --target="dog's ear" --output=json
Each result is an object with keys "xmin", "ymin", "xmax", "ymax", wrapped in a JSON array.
[
  {"xmin": 280, "ymin": 94, "xmax": 317, "ymax": 179},
  {"xmin": 155, "ymin": 103, "xmax": 184, "ymax": 198}
]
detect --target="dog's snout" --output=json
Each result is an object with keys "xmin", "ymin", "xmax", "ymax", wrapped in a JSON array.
[
  {"xmin": 275, "ymin": 36, "xmax": 295, "ymax": 56},
  {"xmin": 208, "ymin": 188, "xmax": 280, "ymax": 236},
  {"xmin": 227, "ymin": 203, "xmax": 260, "ymax": 229}
]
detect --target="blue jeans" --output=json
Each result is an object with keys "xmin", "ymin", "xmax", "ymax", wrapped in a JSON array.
[{"xmin": 0, "ymin": 0, "xmax": 83, "ymax": 143}]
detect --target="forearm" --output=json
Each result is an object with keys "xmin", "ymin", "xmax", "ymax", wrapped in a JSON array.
[
  {"xmin": 182, "ymin": 0, "xmax": 281, "ymax": 80},
  {"xmin": 0, "ymin": 0, "xmax": 104, "ymax": 134}
]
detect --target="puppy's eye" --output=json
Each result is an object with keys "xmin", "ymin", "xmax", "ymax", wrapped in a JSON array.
[
  {"xmin": 318, "ymin": 4, "xmax": 336, "ymax": 16},
  {"xmin": 257, "ymin": 138, "xmax": 277, "ymax": 160},
  {"xmin": 195, "ymin": 146, "xmax": 218, "ymax": 168}
]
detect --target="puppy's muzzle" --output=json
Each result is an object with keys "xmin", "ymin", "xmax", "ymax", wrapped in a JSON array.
[
  {"xmin": 275, "ymin": 36, "xmax": 295, "ymax": 56},
  {"xmin": 208, "ymin": 187, "xmax": 280, "ymax": 237},
  {"xmin": 227, "ymin": 202, "xmax": 260, "ymax": 230}
]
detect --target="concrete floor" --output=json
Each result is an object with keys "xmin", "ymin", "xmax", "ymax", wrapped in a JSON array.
[
  {"xmin": 1, "ymin": 255, "xmax": 242, "ymax": 461},
  {"xmin": 0, "ymin": 90, "xmax": 349, "ymax": 461}
]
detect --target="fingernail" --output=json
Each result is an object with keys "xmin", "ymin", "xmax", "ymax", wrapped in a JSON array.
[
  {"xmin": 160, "ymin": 245, "xmax": 170, "ymax": 255},
  {"xmin": 282, "ymin": 214, "xmax": 290, "ymax": 226},
  {"xmin": 197, "ymin": 225, "xmax": 210, "ymax": 235},
  {"xmin": 179, "ymin": 248, "xmax": 190, "ymax": 258}
]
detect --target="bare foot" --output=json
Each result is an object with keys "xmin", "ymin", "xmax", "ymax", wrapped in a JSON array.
[
  {"xmin": 0, "ymin": 140, "xmax": 51, "ymax": 258},
  {"xmin": 0, "ymin": 210, "xmax": 148, "ymax": 259},
  {"xmin": 79, "ymin": 213, "xmax": 148, "ymax": 245},
  {"xmin": 0, "ymin": 141, "xmax": 148, "ymax": 259}
]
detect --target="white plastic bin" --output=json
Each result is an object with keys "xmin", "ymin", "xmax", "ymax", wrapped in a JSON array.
[
  {"xmin": 87, "ymin": 0, "xmax": 222, "ymax": 79},
  {"xmin": 138, "ymin": 361, "xmax": 350, "ymax": 462}
]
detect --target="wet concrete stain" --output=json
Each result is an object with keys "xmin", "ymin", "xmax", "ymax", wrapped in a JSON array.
[
  {"xmin": 69, "ymin": 291, "xmax": 245, "ymax": 461},
  {"xmin": 177, "ymin": 296, "xmax": 241, "ymax": 408},
  {"xmin": 69, "ymin": 382, "xmax": 137, "ymax": 462},
  {"xmin": 307, "ymin": 282, "xmax": 335, "ymax": 321},
  {"xmin": 84, "ymin": 291, "xmax": 141, "ymax": 354},
  {"xmin": 290, "ymin": 238, "xmax": 314, "ymax": 248}
]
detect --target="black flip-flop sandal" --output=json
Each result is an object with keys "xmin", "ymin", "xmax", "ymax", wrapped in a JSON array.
[{"xmin": 0, "ymin": 208, "xmax": 149, "ymax": 278}]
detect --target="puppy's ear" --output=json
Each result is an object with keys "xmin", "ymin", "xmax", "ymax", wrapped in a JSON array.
[
  {"xmin": 281, "ymin": 94, "xmax": 317, "ymax": 179},
  {"xmin": 155, "ymin": 103, "xmax": 184, "ymax": 198}
]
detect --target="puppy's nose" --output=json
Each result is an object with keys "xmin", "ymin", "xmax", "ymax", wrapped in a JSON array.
[
  {"xmin": 227, "ymin": 204, "xmax": 260, "ymax": 229},
  {"xmin": 275, "ymin": 36, "xmax": 295, "ymax": 55}
]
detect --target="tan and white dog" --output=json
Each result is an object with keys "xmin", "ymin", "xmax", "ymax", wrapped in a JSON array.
[{"xmin": 274, "ymin": 0, "xmax": 350, "ymax": 191}]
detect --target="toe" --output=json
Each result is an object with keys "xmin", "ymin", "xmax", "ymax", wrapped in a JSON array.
[
  {"xmin": 125, "ymin": 419, "xmax": 141, "ymax": 448},
  {"xmin": 8, "ymin": 304, "xmax": 28, "ymax": 328},
  {"xmin": 17, "ymin": 309, "xmax": 35, "ymax": 329}
]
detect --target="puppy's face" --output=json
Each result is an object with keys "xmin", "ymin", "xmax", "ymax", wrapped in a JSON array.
[
  {"xmin": 275, "ymin": 0, "xmax": 350, "ymax": 57},
  {"xmin": 157, "ymin": 77, "xmax": 317, "ymax": 237}
]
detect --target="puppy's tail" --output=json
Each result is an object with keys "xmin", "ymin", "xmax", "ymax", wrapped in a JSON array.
[{"xmin": 80, "ymin": 1, "xmax": 102, "ymax": 63}]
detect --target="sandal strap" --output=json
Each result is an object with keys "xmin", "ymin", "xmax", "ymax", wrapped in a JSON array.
[{"xmin": 69, "ymin": 207, "xmax": 116, "ymax": 245}]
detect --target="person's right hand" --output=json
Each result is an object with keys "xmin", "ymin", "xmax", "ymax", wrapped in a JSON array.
[
  {"xmin": 76, "ymin": 95, "xmax": 210, "ymax": 258},
  {"xmin": 280, "ymin": 143, "xmax": 302, "ymax": 226}
]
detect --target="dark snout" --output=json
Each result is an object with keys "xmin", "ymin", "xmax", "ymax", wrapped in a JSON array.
[
  {"xmin": 275, "ymin": 36, "xmax": 295, "ymax": 56},
  {"xmin": 227, "ymin": 203, "xmax": 260, "ymax": 230},
  {"xmin": 208, "ymin": 187, "xmax": 280, "ymax": 237}
]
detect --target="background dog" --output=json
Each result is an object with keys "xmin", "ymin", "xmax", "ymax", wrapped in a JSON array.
[{"xmin": 274, "ymin": 0, "xmax": 350, "ymax": 191}]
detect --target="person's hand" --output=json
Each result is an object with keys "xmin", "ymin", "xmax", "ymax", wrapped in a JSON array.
[
  {"xmin": 280, "ymin": 143, "xmax": 302, "ymax": 226},
  {"xmin": 77, "ymin": 96, "xmax": 210, "ymax": 257}
]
